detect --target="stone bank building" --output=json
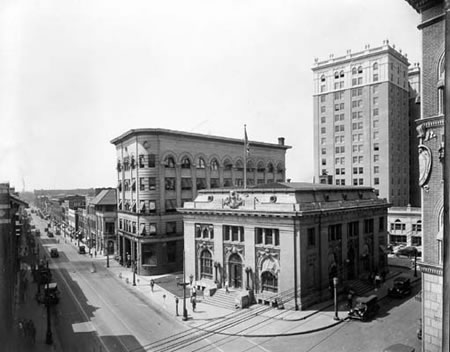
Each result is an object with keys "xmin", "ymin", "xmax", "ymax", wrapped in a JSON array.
[
  {"xmin": 180, "ymin": 182, "xmax": 389, "ymax": 309},
  {"xmin": 111, "ymin": 129, "xmax": 290, "ymax": 275}
]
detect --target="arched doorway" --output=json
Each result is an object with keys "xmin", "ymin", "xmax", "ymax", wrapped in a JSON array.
[
  {"xmin": 228, "ymin": 254, "xmax": 243, "ymax": 289},
  {"xmin": 261, "ymin": 271, "xmax": 278, "ymax": 293}
]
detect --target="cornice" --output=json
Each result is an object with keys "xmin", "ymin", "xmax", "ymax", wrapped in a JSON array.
[
  {"xmin": 416, "ymin": 114, "xmax": 445, "ymax": 128},
  {"xmin": 418, "ymin": 261, "xmax": 443, "ymax": 276}
]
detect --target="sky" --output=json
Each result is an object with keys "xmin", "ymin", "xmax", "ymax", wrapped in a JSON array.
[{"xmin": 0, "ymin": 0, "xmax": 421, "ymax": 191}]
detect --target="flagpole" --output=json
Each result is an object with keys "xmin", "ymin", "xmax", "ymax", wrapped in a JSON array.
[{"xmin": 244, "ymin": 124, "xmax": 247, "ymax": 189}]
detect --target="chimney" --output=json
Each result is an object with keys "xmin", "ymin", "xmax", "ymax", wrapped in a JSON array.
[{"xmin": 278, "ymin": 137, "xmax": 285, "ymax": 146}]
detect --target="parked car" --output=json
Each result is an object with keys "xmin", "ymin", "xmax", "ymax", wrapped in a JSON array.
[
  {"xmin": 348, "ymin": 294, "xmax": 379, "ymax": 321},
  {"xmin": 36, "ymin": 282, "xmax": 60, "ymax": 305},
  {"xmin": 47, "ymin": 231, "xmax": 54, "ymax": 238},
  {"xmin": 50, "ymin": 248, "xmax": 59, "ymax": 258},
  {"xmin": 417, "ymin": 318, "xmax": 422, "ymax": 340},
  {"xmin": 395, "ymin": 246, "xmax": 421, "ymax": 258},
  {"xmin": 388, "ymin": 276, "xmax": 412, "ymax": 298},
  {"xmin": 79, "ymin": 245, "xmax": 86, "ymax": 254}
]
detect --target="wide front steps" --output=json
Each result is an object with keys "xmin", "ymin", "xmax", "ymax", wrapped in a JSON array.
[{"xmin": 203, "ymin": 289, "xmax": 239, "ymax": 310}]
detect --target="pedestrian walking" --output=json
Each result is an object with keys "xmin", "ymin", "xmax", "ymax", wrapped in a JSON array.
[
  {"xmin": 192, "ymin": 286, "xmax": 196, "ymax": 298},
  {"xmin": 29, "ymin": 320, "xmax": 36, "ymax": 344},
  {"xmin": 375, "ymin": 273, "xmax": 382, "ymax": 291},
  {"xmin": 175, "ymin": 296, "xmax": 179, "ymax": 316},
  {"xmin": 225, "ymin": 281, "xmax": 229, "ymax": 294},
  {"xmin": 347, "ymin": 291, "xmax": 354, "ymax": 309},
  {"xmin": 150, "ymin": 279, "xmax": 155, "ymax": 292},
  {"xmin": 191, "ymin": 296, "xmax": 196, "ymax": 312}
]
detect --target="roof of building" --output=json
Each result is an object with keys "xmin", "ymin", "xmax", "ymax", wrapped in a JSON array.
[
  {"xmin": 110, "ymin": 128, "xmax": 291, "ymax": 150},
  {"xmin": 10, "ymin": 194, "xmax": 29, "ymax": 207},
  {"xmin": 90, "ymin": 189, "xmax": 116, "ymax": 206},
  {"xmin": 404, "ymin": 0, "xmax": 439, "ymax": 13},
  {"xmin": 181, "ymin": 182, "xmax": 388, "ymax": 215}
]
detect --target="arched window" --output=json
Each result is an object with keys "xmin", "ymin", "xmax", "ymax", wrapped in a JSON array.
[
  {"xmin": 257, "ymin": 162, "xmax": 265, "ymax": 173},
  {"xmin": 373, "ymin": 62, "xmax": 378, "ymax": 71},
  {"xmin": 235, "ymin": 160, "xmax": 244, "ymax": 171},
  {"xmin": 261, "ymin": 271, "xmax": 278, "ymax": 293},
  {"xmin": 164, "ymin": 156, "xmax": 176, "ymax": 168},
  {"xmin": 320, "ymin": 74, "xmax": 326, "ymax": 82},
  {"xmin": 181, "ymin": 157, "xmax": 191, "ymax": 169},
  {"xmin": 339, "ymin": 70, "xmax": 344, "ymax": 77},
  {"xmin": 358, "ymin": 66, "xmax": 363, "ymax": 74},
  {"xmin": 197, "ymin": 157, "xmax": 206, "ymax": 169},
  {"xmin": 200, "ymin": 250, "xmax": 213, "ymax": 279},
  {"xmin": 276, "ymin": 163, "xmax": 284, "ymax": 174},
  {"xmin": 352, "ymin": 67, "xmax": 357, "ymax": 75},
  {"xmin": 246, "ymin": 160, "xmax": 255, "ymax": 172},
  {"xmin": 224, "ymin": 159, "xmax": 233, "ymax": 171},
  {"xmin": 267, "ymin": 163, "xmax": 274, "ymax": 173},
  {"xmin": 210, "ymin": 159, "xmax": 219, "ymax": 171},
  {"xmin": 334, "ymin": 71, "xmax": 339, "ymax": 79}
]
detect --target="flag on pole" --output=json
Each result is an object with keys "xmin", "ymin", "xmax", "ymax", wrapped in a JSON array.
[{"xmin": 244, "ymin": 125, "xmax": 250, "ymax": 155}]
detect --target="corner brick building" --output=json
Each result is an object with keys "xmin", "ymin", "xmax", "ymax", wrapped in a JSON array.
[{"xmin": 404, "ymin": 1, "xmax": 446, "ymax": 351}]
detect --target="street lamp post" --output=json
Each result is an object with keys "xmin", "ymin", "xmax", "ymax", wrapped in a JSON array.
[
  {"xmin": 132, "ymin": 261, "xmax": 136, "ymax": 286},
  {"xmin": 414, "ymin": 248, "xmax": 418, "ymax": 277},
  {"xmin": 333, "ymin": 277, "xmax": 339, "ymax": 321},
  {"xmin": 45, "ymin": 280, "xmax": 53, "ymax": 345},
  {"xmin": 106, "ymin": 248, "xmax": 110, "ymax": 268}
]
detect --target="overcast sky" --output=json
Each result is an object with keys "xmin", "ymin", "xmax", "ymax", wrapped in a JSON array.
[{"xmin": 0, "ymin": 0, "xmax": 420, "ymax": 191}]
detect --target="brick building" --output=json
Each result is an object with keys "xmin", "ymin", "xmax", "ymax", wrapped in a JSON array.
[
  {"xmin": 312, "ymin": 42, "xmax": 419, "ymax": 207},
  {"xmin": 111, "ymin": 128, "xmax": 290, "ymax": 275},
  {"xmin": 404, "ymin": 1, "xmax": 446, "ymax": 351},
  {"xmin": 180, "ymin": 182, "xmax": 389, "ymax": 309}
]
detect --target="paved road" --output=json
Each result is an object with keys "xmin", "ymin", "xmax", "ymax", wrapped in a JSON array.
[
  {"xmin": 31, "ymin": 214, "xmax": 421, "ymax": 352},
  {"xmin": 33, "ymin": 214, "xmax": 188, "ymax": 352}
]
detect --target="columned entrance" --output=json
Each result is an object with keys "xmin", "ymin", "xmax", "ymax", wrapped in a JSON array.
[{"xmin": 229, "ymin": 254, "xmax": 243, "ymax": 289}]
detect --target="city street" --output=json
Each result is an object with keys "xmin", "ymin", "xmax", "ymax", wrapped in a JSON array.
[{"xmin": 29, "ymin": 213, "xmax": 422, "ymax": 352}]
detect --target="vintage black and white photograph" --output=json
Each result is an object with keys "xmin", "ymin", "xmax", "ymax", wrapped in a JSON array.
[{"xmin": 0, "ymin": 0, "xmax": 447, "ymax": 351}]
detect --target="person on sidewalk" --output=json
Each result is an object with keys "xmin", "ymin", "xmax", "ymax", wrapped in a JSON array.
[
  {"xmin": 225, "ymin": 281, "xmax": 229, "ymax": 294},
  {"xmin": 374, "ymin": 273, "xmax": 382, "ymax": 291},
  {"xmin": 150, "ymin": 279, "xmax": 155, "ymax": 292},
  {"xmin": 347, "ymin": 291, "xmax": 354, "ymax": 309},
  {"xmin": 191, "ymin": 296, "xmax": 196, "ymax": 312}
]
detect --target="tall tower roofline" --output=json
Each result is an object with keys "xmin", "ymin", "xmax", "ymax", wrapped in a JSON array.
[{"xmin": 312, "ymin": 40, "xmax": 409, "ymax": 71}]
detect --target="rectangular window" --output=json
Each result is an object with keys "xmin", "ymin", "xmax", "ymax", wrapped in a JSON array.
[
  {"xmin": 308, "ymin": 228, "xmax": 316, "ymax": 247},
  {"xmin": 321, "ymin": 106, "xmax": 326, "ymax": 113},
  {"xmin": 374, "ymin": 166, "xmax": 379, "ymax": 174},
  {"xmin": 374, "ymin": 155, "xmax": 379, "ymax": 162},
  {"xmin": 149, "ymin": 177, "xmax": 156, "ymax": 190},
  {"xmin": 359, "ymin": 167, "xmax": 363, "ymax": 174},
  {"xmin": 373, "ymin": 131, "xmax": 379, "ymax": 139},
  {"xmin": 348, "ymin": 221, "xmax": 359, "ymax": 237},
  {"xmin": 320, "ymin": 95, "xmax": 326, "ymax": 102},
  {"xmin": 139, "ymin": 154, "xmax": 145, "ymax": 168},
  {"xmin": 148, "ymin": 154, "xmax": 156, "ymax": 168},
  {"xmin": 165, "ymin": 178, "xmax": 176, "ymax": 191},
  {"xmin": 211, "ymin": 178, "xmax": 220, "ymax": 188},
  {"xmin": 374, "ymin": 177, "xmax": 379, "ymax": 185},
  {"xmin": 181, "ymin": 178, "xmax": 192, "ymax": 190},
  {"xmin": 255, "ymin": 228, "xmax": 263, "ymax": 244},
  {"xmin": 140, "ymin": 177, "xmax": 145, "ymax": 191},
  {"xmin": 321, "ymin": 138, "xmax": 326, "ymax": 145},
  {"xmin": 165, "ymin": 199, "xmax": 177, "ymax": 212},
  {"xmin": 373, "ymin": 74, "xmax": 379, "ymax": 82},
  {"xmin": 167, "ymin": 221, "xmax": 177, "ymax": 234},
  {"xmin": 321, "ymin": 127, "xmax": 326, "ymax": 134},
  {"xmin": 373, "ymin": 97, "xmax": 378, "ymax": 105},
  {"xmin": 373, "ymin": 108, "xmax": 379, "ymax": 116},
  {"xmin": 364, "ymin": 219, "xmax": 374, "ymax": 234},
  {"xmin": 374, "ymin": 143, "xmax": 379, "ymax": 151},
  {"xmin": 328, "ymin": 224, "xmax": 342, "ymax": 242},
  {"xmin": 322, "ymin": 159, "xmax": 326, "ymax": 166},
  {"xmin": 359, "ymin": 178, "xmax": 364, "ymax": 185},
  {"xmin": 196, "ymin": 178, "xmax": 206, "ymax": 190}
]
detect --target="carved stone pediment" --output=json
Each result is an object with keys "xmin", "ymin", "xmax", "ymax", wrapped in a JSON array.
[
  {"xmin": 196, "ymin": 241, "xmax": 214, "ymax": 252},
  {"xmin": 224, "ymin": 244, "xmax": 244, "ymax": 255},
  {"xmin": 223, "ymin": 190, "xmax": 244, "ymax": 209}
]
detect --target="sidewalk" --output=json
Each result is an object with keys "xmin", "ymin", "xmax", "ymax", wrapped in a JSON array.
[
  {"xmin": 99, "ymin": 256, "xmax": 421, "ymax": 337},
  {"xmin": 13, "ymin": 232, "xmax": 62, "ymax": 351}
]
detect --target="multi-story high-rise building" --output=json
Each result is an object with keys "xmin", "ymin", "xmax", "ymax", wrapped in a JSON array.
[
  {"xmin": 404, "ymin": 1, "xmax": 447, "ymax": 351},
  {"xmin": 110, "ymin": 128, "xmax": 290, "ymax": 275},
  {"xmin": 312, "ymin": 42, "xmax": 412, "ymax": 206}
]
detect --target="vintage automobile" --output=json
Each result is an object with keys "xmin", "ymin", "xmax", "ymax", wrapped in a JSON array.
[
  {"xmin": 388, "ymin": 276, "xmax": 411, "ymax": 298},
  {"xmin": 348, "ymin": 294, "xmax": 379, "ymax": 321},
  {"xmin": 50, "ymin": 248, "xmax": 59, "ymax": 258},
  {"xmin": 36, "ymin": 282, "xmax": 60, "ymax": 305},
  {"xmin": 79, "ymin": 245, "xmax": 86, "ymax": 254},
  {"xmin": 47, "ymin": 231, "xmax": 54, "ymax": 238}
]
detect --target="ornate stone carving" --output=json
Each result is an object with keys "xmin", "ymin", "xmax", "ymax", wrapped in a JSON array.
[
  {"xmin": 439, "ymin": 141, "xmax": 445, "ymax": 163},
  {"xmin": 196, "ymin": 241, "xmax": 214, "ymax": 252},
  {"xmin": 224, "ymin": 244, "xmax": 244, "ymax": 255},
  {"xmin": 223, "ymin": 190, "xmax": 244, "ymax": 209},
  {"xmin": 418, "ymin": 144, "xmax": 432, "ymax": 187}
]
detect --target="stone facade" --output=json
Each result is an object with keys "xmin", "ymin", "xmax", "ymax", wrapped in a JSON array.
[
  {"xmin": 110, "ymin": 128, "xmax": 290, "ymax": 275},
  {"xmin": 180, "ymin": 182, "xmax": 389, "ymax": 309},
  {"xmin": 388, "ymin": 205, "xmax": 422, "ymax": 247}
]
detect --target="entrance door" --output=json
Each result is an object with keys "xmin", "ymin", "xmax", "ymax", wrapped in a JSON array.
[{"xmin": 229, "ymin": 254, "xmax": 242, "ymax": 289}]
